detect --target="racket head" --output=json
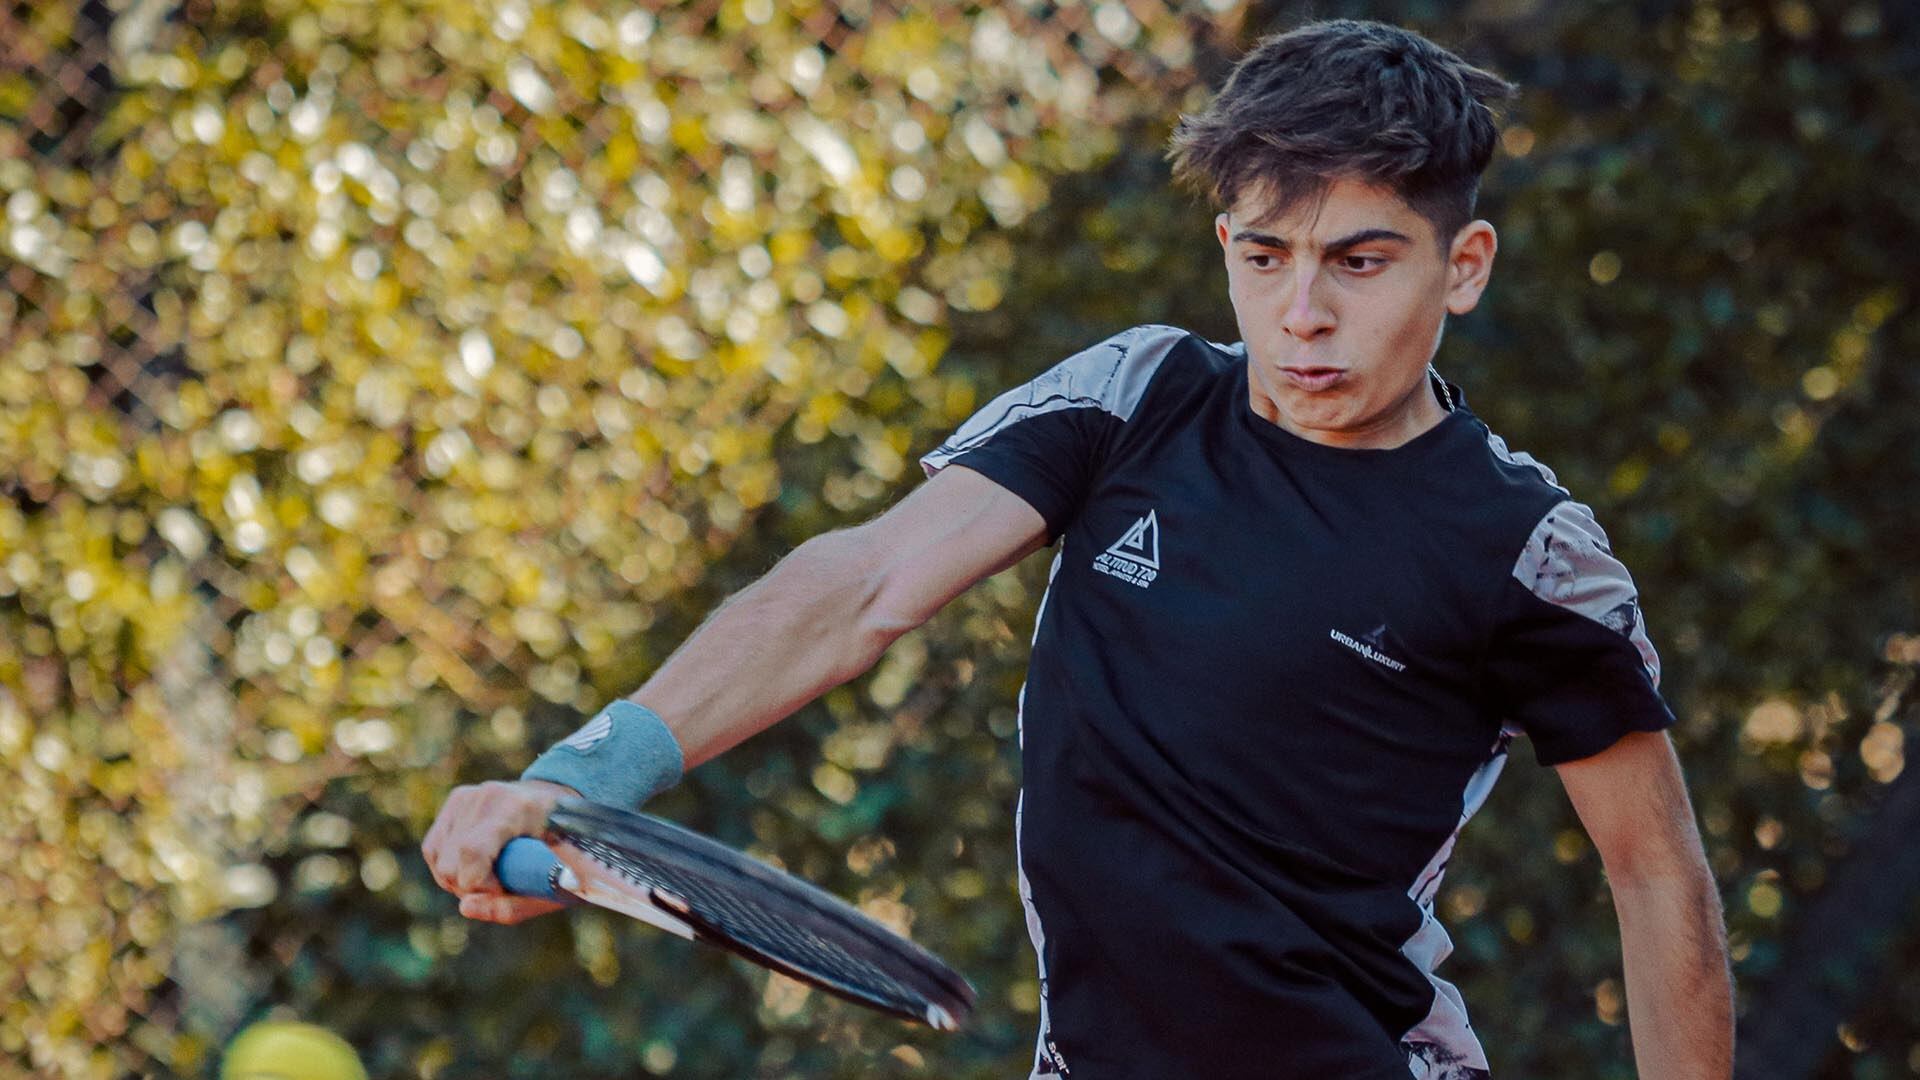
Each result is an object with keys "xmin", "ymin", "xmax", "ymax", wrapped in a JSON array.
[{"xmin": 544, "ymin": 798, "xmax": 975, "ymax": 1030}]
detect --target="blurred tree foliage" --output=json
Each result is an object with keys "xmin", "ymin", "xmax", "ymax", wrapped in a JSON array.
[
  {"xmin": 0, "ymin": 0, "xmax": 1239, "ymax": 1076},
  {"xmin": 4, "ymin": 0, "xmax": 1919, "ymax": 1078}
]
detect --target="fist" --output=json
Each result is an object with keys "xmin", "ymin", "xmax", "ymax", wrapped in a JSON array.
[{"xmin": 420, "ymin": 778, "xmax": 577, "ymax": 924}]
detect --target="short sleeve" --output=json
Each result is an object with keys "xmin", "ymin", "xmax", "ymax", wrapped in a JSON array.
[
  {"xmin": 1485, "ymin": 499, "xmax": 1676, "ymax": 765},
  {"xmin": 919, "ymin": 325, "xmax": 1183, "ymax": 544}
]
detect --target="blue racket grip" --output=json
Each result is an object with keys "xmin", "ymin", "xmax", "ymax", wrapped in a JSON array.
[{"xmin": 495, "ymin": 837, "xmax": 581, "ymax": 904}]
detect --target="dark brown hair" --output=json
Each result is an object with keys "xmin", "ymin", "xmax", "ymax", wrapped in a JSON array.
[{"xmin": 1168, "ymin": 20, "xmax": 1516, "ymax": 244}]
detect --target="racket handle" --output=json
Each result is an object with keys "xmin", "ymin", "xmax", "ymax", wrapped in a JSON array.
[{"xmin": 496, "ymin": 837, "xmax": 581, "ymax": 904}]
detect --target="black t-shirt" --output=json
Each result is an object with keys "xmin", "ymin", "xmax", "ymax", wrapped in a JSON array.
[{"xmin": 919, "ymin": 325, "xmax": 1674, "ymax": 1079}]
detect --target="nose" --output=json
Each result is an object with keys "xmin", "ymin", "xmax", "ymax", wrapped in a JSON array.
[{"xmin": 1279, "ymin": 264, "xmax": 1335, "ymax": 341}]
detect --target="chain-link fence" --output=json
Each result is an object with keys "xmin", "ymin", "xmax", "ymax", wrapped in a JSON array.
[{"xmin": 1, "ymin": 1, "xmax": 1243, "ymax": 1075}]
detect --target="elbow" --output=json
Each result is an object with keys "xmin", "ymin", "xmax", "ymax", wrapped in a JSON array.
[
  {"xmin": 850, "ymin": 542, "xmax": 932, "ymax": 664},
  {"xmin": 856, "ymin": 604, "xmax": 917, "ymax": 651},
  {"xmin": 852, "ymin": 568, "xmax": 920, "ymax": 668},
  {"xmin": 794, "ymin": 528, "xmax": 916, "ymax": 676}
]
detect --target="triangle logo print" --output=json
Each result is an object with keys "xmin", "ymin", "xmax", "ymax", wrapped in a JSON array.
[
  {"xmin": 1105, "ymin": 509, "xmax": 1161, "ymax": 569},
  {"xmin": 1091, "ymin": 508, "xmax": 1162, "ymax": 590}
]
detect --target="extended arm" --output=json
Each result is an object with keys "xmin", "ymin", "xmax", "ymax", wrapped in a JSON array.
[
  {"xmin": 423, "ymin": 465, "xmax": 1049, "ymax": 919},
  {"xmin": 633, "ymin": 463, "xmax": 1049, "ymax": 768},
  {"xmin": 1557, "ymin": 730, "xmax": 1733, "ymax": 1079}
]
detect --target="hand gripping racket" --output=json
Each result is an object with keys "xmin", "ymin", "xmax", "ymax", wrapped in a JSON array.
[{"xmin": 494, "ymin": 798, "xmax": 974, "ymax": 1030}]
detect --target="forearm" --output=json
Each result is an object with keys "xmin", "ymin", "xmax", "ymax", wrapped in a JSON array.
[
  {"xmin": 1612, "ymin": 868, "xmax": 1733, "ymax": 1079},
  {"xmin": 629, "ymin": 529, "xmax": 897, "ymax": 770}
]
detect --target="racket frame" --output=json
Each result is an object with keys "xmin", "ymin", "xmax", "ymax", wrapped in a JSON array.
[
  {"xmin": 540, "ymin": 798, "xmax": 973, "ymax": 1030},
  {"xmin": 549, "ymin": 844, "xmax": 696, "ymax": 940}
]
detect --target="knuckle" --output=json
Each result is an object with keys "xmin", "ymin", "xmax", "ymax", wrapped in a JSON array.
[{"xmin": 449, "ymin": 848, "xmax": 492, "ymax": 890}]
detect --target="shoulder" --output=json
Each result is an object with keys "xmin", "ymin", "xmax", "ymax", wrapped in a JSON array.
[
  {"xmin": 1427, "ymin": 411, "xmax": 1575, "ymax": 519},
  {"xmin": 1463, "ymin": 421, "xmax": 1662, "ymax": 683},
  {"xmin": 1507, "ymin": 495, "xmax": 1661, "ymax": 680},
  {"xmin": 1474, "ymin": 426, "xmax": 1566, "ymax": 495},
  {"xmin": 1031, "ymin": 324, "xmax": 1198, "ymax": 421},
  {"xmin": 1472, "ymin": 419, "xmax": 1571, "ymax": 501},
  {"xmin": 919, "ymin": 325, "xmax": 1203, "ymax": 472},
  {"xmin": 1434, "ymin": 415, "xmax": 1621, "ymax": 580},
  {"xmin": 1466, "ymin": 422, "xmax": 1632, "ymax": 584}
]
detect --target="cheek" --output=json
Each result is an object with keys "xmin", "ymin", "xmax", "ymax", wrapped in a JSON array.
[
  {"xmin": 1225, "ymin": 272, "xmax": 1259, "ymax": 326},
  {"xmin": 1359, "ymin": 281, "xmax": 1442, "ymax": 344},
  {"xmin": 1228, "ymin": 274, "xmax": 1279, "ymax": 327},
  {"xmin": 1224, "ymin": 265, "xmax": 1251, "ymax": 303},
  {"xmin": 1396, "ymin": 297, "xmax": 1446, "ymax": 347}
]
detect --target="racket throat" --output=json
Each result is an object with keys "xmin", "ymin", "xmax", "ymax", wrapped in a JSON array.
[{"xmin": 560, "ymin": 866, "xmax": 698, "ymax": 941}]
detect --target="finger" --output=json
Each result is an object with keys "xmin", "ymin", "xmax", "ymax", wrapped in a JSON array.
[
  {"xmin": 422, "ymin": 785, "xmax": 477, "ymax": 893},
  {"xmin": 450, "ymin": 838, "xmax": 505, "ymax": 894},
  {"xmin": 421, "ymin": 810, "xmax": 452, "ymax": 891},
  {"xmin": 459, "ymin": 891, "xmax": 566, "ymax": 924}
]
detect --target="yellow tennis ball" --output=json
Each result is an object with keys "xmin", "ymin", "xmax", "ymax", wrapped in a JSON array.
[{"xmin": 220, "ymin": 1020, "xmax": 368, "ymax": 1080}]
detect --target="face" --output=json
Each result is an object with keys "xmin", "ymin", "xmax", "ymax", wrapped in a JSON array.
[{"xmin": 1216, "ymin": 177, "xmax": 1496, "ymax": 449}]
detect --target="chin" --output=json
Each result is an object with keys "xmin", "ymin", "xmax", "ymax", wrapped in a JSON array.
[{"xmin": 1295, "ymin": 410, "xmax": 1359, "ymax": 433}]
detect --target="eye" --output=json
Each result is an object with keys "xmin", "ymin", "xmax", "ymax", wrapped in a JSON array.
[
  {"xmin": 1245, "ymin": 252, "xmax": 1282, "ymax": 270},
  {"xmin": 1340, "ymin": 254, "xmax": 1386, "ymax": 273}
]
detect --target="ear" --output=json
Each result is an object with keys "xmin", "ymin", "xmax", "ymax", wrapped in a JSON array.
[
  {"xmin": 1444, "ymin": 220, "xmax": 1497, "ymax": 316},
  {"xmin": 1215, "ymin": 212, "xmax": 1232, "ymax": 255}
]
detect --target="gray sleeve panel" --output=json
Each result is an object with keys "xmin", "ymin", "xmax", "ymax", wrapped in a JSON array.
[
  {"xmin": 918, "ymin": 324, "xmax": 1185, "ymax": 476},
  {"xmin": 1482, "ymin": 490, "xmax": 1677, "ymax": 766},
  {"xmin": 1511, "ymin": 499, "xmax": 1663, "ymax": 689}
]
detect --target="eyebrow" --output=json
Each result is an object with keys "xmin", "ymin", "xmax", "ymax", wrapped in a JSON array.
[{"xmin": 1230, "ymin": 227, "xmax": 1413, "ymax": 255}]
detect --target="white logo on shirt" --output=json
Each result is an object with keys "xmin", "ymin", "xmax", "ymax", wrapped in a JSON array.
[
  {"xmin": 1330, "ymin": 624, "xmax": 1407, "ymax": 672},
  {"xmin": 1092, "ymin": 509, "xmax": 1160, "ymax": 589}
]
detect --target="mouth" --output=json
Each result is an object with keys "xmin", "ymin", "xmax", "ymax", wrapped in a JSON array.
[{"xmin": 1278, "ymin": 365, "xmax": 1347, "ymax": 392}]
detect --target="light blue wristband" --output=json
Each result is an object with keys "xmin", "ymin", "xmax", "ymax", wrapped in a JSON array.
[{"xmin": 520, "ymin": 700, "xmax": 685, "ymax": 810}]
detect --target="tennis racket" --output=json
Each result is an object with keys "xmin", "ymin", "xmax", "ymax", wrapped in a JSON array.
[{"xmin": 494, "ymin": 797, "xmax": 974, "ymax": 1030}]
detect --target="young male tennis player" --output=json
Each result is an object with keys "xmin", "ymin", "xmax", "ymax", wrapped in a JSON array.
[{"xmin": 424, "ymin": 19, "xmax": 1733, "ymax": 1078}]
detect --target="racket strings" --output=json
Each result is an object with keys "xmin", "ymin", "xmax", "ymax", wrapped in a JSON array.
[{"xmin": 566, "ymin": 834, "xmax": 925, "ymax": 1009}]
